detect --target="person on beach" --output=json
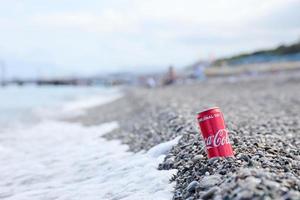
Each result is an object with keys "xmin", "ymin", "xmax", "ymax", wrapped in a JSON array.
[
  {"xmin": 163, "ymin": 66, "xmax": 177, "ymax": 85},
  {"xmin": 192, "ymin": 64, "xmax": 206, "ymax": 80}
]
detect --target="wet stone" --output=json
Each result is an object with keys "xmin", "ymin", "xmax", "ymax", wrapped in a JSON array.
[{"xmin": 186, "ymin": 181, "xmax": 200, "ymax": 193}]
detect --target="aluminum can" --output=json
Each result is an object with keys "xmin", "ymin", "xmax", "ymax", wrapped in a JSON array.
[{"xmin": 197, "ymin": 107, "xmax": 234, "ymax": 158}]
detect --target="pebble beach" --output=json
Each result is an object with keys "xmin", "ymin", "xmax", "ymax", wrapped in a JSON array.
[{"xmin": 72, "ymin": 72, "xmax": 300, "ymax": 200}]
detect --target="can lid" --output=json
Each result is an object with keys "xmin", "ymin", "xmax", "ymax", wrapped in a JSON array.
[{"xmin": 197, "ymin": 107, "xmax": 220, "ymax": 115}]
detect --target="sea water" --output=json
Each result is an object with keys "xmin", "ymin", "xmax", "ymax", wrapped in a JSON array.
[
  {"xmin": 0, "ymin": 85, "xmax": 121, "ymax": 130},
  {"xmin": 0, "ymin": 86, "xmax": 177, "ymax": 200}
]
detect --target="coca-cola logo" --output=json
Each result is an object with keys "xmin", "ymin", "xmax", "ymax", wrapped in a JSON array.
[{"xmin": 204, "ymin": 129, "xmax": 230, "ymax": 149}]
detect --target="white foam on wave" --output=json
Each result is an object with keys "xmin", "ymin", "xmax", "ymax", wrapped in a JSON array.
[
  {"xmin": 0, "ymin": 121, "xmax": 177, "ymax": 200},
  {"xmin": 33, "ymin": 89, "xmax": 123, "ymax": 119},
  {"xmin": 147, "ymin": 136, "xmax": 182, "ymax": 158},
  {"xmin": 61, "ymin": 92, "xmax": 123, "ymax": 115}
]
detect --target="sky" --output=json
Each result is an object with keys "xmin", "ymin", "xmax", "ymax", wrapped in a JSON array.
[{"xmin": 0, "ymin": 0, "xmax": 300, "ymax": 78}]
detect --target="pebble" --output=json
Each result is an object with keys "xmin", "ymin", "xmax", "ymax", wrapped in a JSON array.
[
  {"xmin": 284, "ymin": 191, "xmax": 300, "ymax": 200},
  {"xmin": 201, "ymin": 186, "xmax": 219, "ymax": 200},
  {"xmin": 239, "ymin": 176, "xmax": 261, "ymax": 190},
  {"xmin": 238, "ymin": 168, "xmax": 252, "ymax": 178},
  {"xmin": 235, "ymin": 190, "xmax": 254, "ymax": 199},
  {"xmin": 208, "ymin": 157, "xmax": 219, "ymax": 165},
  {"xmin": 90, "ymin": 72, "xmax": 300, "ymax": 200},
  {"xmin": 199, "ymin": 175, "xmax": 222, "ymax": 189},
  {"xmin": 263, "ymin": 179, "xmax": 280, "ymax": 190},
  {"xmin": 192, "ymin": 155, "xmax": 203, "ymax": 162},
  {"xmin": 186, "ymin": 181, "xmax": 200, "ymax": 193}
]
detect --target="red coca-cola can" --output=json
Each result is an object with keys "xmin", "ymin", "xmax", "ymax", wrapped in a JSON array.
[{"xmin": 197, "ymin": 107, "xmax": 234, "ymax": 158}]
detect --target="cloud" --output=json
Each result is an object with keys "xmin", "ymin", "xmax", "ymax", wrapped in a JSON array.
[
  {"xmin": 0, "ymin": 0, "xmax": 299, "ymax": 78},
  {"xmin": 29, "ymin": 0, "xmax": 298, "ymax": 35},
  {"xmin": 31, "ymin": 10, "xmax": 139, "ymax": 33}
]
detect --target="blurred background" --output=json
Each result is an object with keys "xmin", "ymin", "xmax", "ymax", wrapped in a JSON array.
[
  {"xmin": 0, "ymin": 0, "xmax": 300, "ymax": 87},
  {"xmin": 1, "ymin": 2, "xmax": 300, "ymax": 199}
]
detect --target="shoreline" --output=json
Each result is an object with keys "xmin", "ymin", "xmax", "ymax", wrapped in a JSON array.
[
  {"xmin": 0, "ymin": 87, "xmax": 179, "ymax": 200},
  {"xmin": 70, "ymin": 71, "xmax": 300, "ymax": 199}
]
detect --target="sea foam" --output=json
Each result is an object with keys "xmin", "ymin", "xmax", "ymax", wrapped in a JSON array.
[
  {"xmin": 0, "ymin": 87, "xmax": 178, "ymax": 200},
  {"xmin": 0, "ymin": 121, "xmax": 177, "ymax": 200}
]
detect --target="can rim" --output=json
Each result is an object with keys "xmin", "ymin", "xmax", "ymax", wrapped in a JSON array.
[{"xmin": 197, "ymin": 107, "xmax": 220, "ymax": 114}]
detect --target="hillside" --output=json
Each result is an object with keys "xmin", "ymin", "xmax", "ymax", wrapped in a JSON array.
[{"xmin": 214, "ymin": 40, "xmax": 300, "ymax": 66}]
